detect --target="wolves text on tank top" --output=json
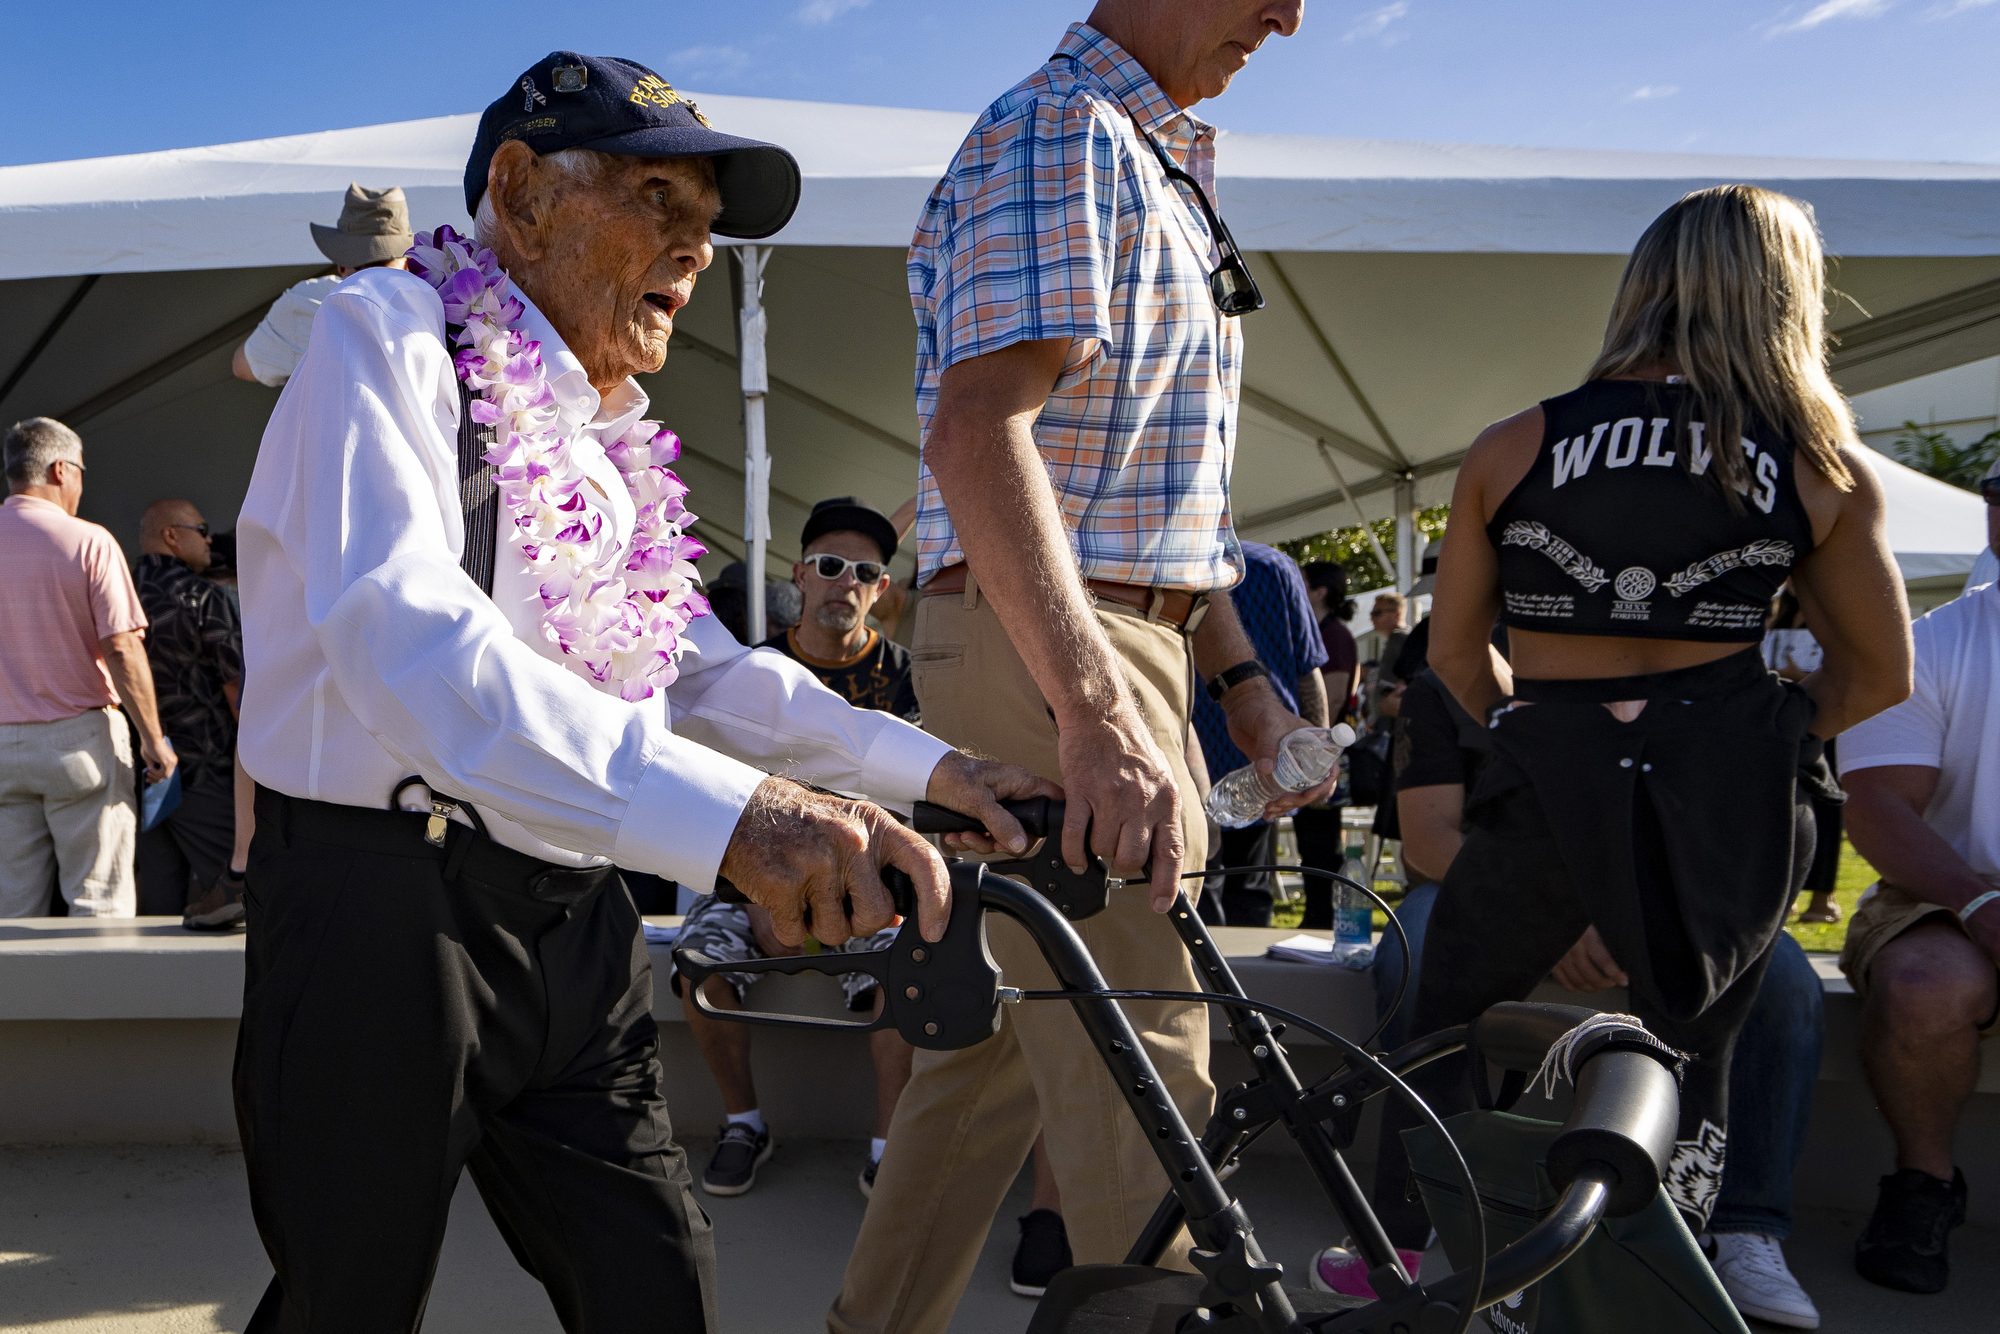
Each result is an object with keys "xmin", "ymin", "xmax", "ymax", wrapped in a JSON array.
[{"xmin": 1488, "ymin": 380, "xmax": 1816, "ymax": 642}]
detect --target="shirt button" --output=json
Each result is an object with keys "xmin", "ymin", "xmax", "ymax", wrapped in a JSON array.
[
  {"xmin": 1619, "ymin": 758, "xmax": 1634, "ymax": 768},
  {"xmin": 1642, "ymin": 763, "xmax": 1654, "ymax": 773}
]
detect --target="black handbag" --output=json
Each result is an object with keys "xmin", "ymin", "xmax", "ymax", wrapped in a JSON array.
[{"xmin": 1404, "ymin": 1110, "xmax": 1748, "ymax": 1334}]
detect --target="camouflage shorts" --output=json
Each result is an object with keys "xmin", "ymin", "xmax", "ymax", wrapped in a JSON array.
[{"xmin": 670, "ymin": 892, "xmax": 897, "ymax": 1011}]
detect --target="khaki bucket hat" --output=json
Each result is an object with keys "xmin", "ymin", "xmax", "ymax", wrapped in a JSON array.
[{"xmin": 310, "ymin": 184, "xmax": 414, "ymax": 268}]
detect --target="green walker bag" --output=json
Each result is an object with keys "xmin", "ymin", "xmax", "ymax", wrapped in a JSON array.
[{"xmin": 1403, "ymin": 1109, "xmax": 1748, "ymax": 1334}]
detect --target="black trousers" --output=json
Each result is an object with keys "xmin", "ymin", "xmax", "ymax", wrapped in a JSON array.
[
  {"xmin": 236, "ymin": 788, "xmax": 716, "ymax": 1333},
  {"xmin": 136, "ymin": 775, "xmax": 235, "ymax": 914},
  {"xmin": 1373, "ymin": 650, "xmax": 1818, "ymax": 1243},
  {"xmin": 1198, "ymin": 822, "xmax": 1277, "ymax": 926},
  {"xmin": 1290, "ymin": 803, "xmax": 1348, "ymax": 930}
]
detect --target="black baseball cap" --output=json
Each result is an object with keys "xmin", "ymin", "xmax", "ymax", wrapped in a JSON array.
[
  {"xmin": 801, "ymin": 497, "xmax": 899, "ymax": 565},
  {"xmin": 465, "ymin": 52, "xmax": 801, "ymax": 240}
]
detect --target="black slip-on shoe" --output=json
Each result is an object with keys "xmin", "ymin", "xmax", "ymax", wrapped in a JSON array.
[
  {"xmin": 701, "ymin": 1123, "xmax": 773, "ymax": 1197},
  {"xmin": 1855, "ymin": 1167, "xmax": 1967, "ymax": 1294},
  {"xmin": 1010, "ymin": 1208, "xmax": 1073, "ymax": 1298}
]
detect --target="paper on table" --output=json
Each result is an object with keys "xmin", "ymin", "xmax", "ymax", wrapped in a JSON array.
[
  {"xmin": 1266, "ymin": 933, "xmax": 1373, "ymax": 969},
  {"xmin": 641, "ymin": 922, "xmax": 680, "ymax": 946}
]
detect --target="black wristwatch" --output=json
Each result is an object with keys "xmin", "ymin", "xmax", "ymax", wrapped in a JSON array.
[{"xmin": 1206, "ymin": 659, "xmax": 1270, "ymax": 702}]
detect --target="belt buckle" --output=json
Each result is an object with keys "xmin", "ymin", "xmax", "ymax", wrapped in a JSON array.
[{"xmin": 426, "ymin": 799, "xmax": 456, "ymax": 848}]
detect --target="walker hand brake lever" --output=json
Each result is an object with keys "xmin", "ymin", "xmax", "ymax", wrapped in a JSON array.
[
  {"xmin": 676, "ymin": 861, "xmax": 1002, "ymax": 1051},
  {"xmin": 913, "ymin": 798, "xmax": 1144, "ymax": 920}
]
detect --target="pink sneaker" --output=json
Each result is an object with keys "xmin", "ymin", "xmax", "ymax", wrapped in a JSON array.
[{"xmin": 1308, "ymin": 1242, "xmax": 1427, "ymax": 1298}]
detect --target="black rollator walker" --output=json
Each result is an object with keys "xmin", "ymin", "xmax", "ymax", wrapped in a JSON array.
[{"xmin": 675, "ymin": 799, "xmax": 1685, "ymax": 1334}]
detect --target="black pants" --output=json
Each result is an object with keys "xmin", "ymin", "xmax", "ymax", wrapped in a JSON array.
[
  {"xmin": 1198, "ymin": 822, "xmax": 1277, "ymax": 926},
  {"xmin": 136, "ymin": 775, "xmax": 235, "ymax": 914},
  {"xmin": 236, "ymin": 788, "xmax": 716, "ymax": 1333},
  {"xmin": 1290, "ymin": 803, "xmax": 1348, "ymax": 930},
  {"xmin": 1374, "ymin": 650, "xmax": 1818, "ymax": 1243}
]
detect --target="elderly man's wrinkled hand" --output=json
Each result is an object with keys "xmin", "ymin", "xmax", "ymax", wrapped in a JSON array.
[
  {"xmin": 717, "ymin": 777, "xmax": 951, "ymax": 945},
  {"xmin": 924, "ymin": 750, "xmax": 1065, "ymax": 856}
]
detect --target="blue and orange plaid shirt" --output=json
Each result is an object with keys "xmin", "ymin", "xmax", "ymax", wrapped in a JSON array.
[{"xmin": 909, "ymin": 22, "xmax": 1245, "ymax": 593}]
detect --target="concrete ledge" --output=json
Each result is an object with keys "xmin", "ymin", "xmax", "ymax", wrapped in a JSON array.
[{"xmin": 5, "ymin": 916, "xmax": 1995, "ymax": 1224}]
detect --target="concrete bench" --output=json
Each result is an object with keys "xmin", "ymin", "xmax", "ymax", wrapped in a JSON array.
[{"xmin": 3, "ymin": 917, "xmax": 1994, "ymax": 1223}]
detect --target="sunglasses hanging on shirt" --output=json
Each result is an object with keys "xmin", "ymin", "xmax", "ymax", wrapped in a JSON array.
[{"xmin": 1133, "ymin": 127, "xmax": 1265, "ymax": 316}]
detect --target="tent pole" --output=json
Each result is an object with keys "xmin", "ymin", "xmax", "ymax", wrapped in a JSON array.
[
  {"xmin": 1393, "ymin": 479, "xmax": 1417, "ymax": 593},
  {"xmin": 1314, "ymin": 442, "xmax": 1396, "ymax": 582},
  {"xmin": 735, "ymin": 244, "xmax": 772, "ymax": 644},
  {"xmin": 0, "ymin": 274, "xmax": 98, "ymax": 411}
]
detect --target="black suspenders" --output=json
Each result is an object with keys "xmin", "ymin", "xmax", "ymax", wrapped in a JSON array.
[
  {"xmin": 454, "ymin": 369, "xmax": 500, "ymax": 597},
  {"xmin": 393, "ymin": 359, "xmax": 502, "ymax": 837}
]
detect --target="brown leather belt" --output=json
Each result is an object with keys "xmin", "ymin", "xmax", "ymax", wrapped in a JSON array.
[{"xmin": 921, "ymin": 562, "xmax": 1209, "ymax": 632}]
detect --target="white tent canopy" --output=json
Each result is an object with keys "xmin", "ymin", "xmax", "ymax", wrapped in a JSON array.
[
  {"xmin": 3, "ymin": 91, "xmax": 1997, "ymax": 589},
  {"xmin": 1858, "ymin": 448, "xmax": 1993, "ymax": 581}
]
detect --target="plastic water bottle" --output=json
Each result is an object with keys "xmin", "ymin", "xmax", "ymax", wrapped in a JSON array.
[
  {"xmin": 1202, "ymin": 724, "xmax": 1356, "ymax": 829},
  {"xmin": 1332, "ymin": 848, "xmax": 1376, "ymax": 968}
]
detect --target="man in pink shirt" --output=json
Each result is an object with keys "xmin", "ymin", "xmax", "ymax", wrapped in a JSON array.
[{"xmin": 0, "ymin": 417, "xmax": 176, "ymax": 916}]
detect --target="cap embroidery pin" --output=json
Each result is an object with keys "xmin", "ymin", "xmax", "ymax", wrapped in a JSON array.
[
  {"xmin": 520, "ymin": 76, "xmax": 547, "ymax": 111},
  {"xmin": 552, "ymin": 63, "xmax": 587, "ymax": 93}
]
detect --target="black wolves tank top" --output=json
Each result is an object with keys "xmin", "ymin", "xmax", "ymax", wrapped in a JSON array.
[{"xmin": 1489, "ymin": 379, "xmax": 1815, "ymax": 642}]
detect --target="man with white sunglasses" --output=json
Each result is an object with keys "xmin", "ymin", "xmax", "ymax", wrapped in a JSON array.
[{"xmin": 758, "ymin": 496, "xmax": 918, "ymax": 721}]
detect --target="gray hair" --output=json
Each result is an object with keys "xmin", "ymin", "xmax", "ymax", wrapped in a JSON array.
[
  {"xmin": 472, "ymin": 148, "xmax": 614, "ymax": 247},
  {"xmin": 3, "ymin": 417, "xmax": 83, "ymax": 487}
]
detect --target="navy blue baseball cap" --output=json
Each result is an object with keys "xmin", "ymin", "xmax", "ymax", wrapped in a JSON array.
[{"xmin": 465, "ymin": 52, "xmax": 801, "ymax": 240}]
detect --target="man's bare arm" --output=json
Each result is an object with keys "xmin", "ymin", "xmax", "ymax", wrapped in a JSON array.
[
  {"xmin": 231, "ymin": 343, "xmax": 258, "ymax": 383},
  {"xmin": 1191, "ymin": 592, "xmax": 1337, "ymax": 817},
  {"xmin": 1295, "ymin": 670, "xmax": 1328, "ymax": 728},
  {"xmin": 1395, "ymin": 783, "xmax": 1465, "ymax": 887},
  {"xmin": 100, "ymin": 631, "xmax": 177, "ymax": 784},
  {"xmin": 1846, "ymin": 765, "xmax": 2000, "ymax": 964},
  {"xmin": 926, "ymin": 340, "xmax": 1182, "ymax": 905}
]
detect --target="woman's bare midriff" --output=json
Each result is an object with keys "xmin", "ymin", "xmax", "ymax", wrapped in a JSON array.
[
  {"xmin": 1503, "ymin": 628, "xmax": 1756, "ymax": 722},
  {"xmin": 1506, "ymin": 627, "xmax": 1751, "ymax": 682}
]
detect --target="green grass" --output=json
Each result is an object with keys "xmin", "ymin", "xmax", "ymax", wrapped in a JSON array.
[
  {"xmin": 1783, "ymin": 835, "xmax": 1875, "ymax": 955},
  {"xmin": 1264, "ymin": 838, "xmax": 1874, "ymax": 955}
]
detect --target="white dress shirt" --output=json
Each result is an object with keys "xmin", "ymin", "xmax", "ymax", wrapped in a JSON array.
[
  {"xmin": 236, "ymin": 267, "xmax": 950, "ymax": 889},
  {"xmin": 241, "ymin": 275, "xmax": 341, "ymax": 387}
]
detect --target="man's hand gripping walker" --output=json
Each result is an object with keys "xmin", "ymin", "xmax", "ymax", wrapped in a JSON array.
[{"xmin": 675, "ymin": 801, "xmax": 1686, "ymax": 1334}]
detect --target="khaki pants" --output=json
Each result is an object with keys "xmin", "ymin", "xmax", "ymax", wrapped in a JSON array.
[
  {"xmin": 0, "ymin": 707, "xmax": 136, "ymax": 916},
  {"xmin": 829, "ymin": 589, "xmax": 1213, "ymax": 1334}
]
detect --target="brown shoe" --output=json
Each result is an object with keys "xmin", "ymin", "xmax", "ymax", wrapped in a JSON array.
[
  {"xmin": 1797, "ymin": 898, "xmax": 1842, "ymax": 925},
  {"xmin": 184, "ymin": 869, "xmax": 247, "ymax": 931}
]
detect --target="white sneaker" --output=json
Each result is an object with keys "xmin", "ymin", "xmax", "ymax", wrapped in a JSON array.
[{"xmin": 1710, "ymin": 1232, "xmax": 1819, "ymax": 1329}]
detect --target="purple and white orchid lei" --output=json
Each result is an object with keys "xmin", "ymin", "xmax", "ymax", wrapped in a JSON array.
[{"xmin": 407, "ymin": 226, "xmax": 709, "ymax": 702}]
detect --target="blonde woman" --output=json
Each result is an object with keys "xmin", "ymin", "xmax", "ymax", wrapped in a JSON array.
[{"xmin": 1394, "ymin": 187, "xmax": 1911, "ymax": 1258}]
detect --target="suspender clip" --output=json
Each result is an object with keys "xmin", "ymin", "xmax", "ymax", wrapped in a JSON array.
[{"xmin": 426, "ymin": 800, "xmax": 457, "ymax": 848}]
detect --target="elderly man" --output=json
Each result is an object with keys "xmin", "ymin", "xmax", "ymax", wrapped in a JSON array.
[
  {"xmin": 1837, "ymin": 457, "xmax": 2000, "ymax": 1295},
  {"xmin": 134, "ymin": 500, "xmax": 247, "ymax": 922},
  {"xmin": 233, "ymin": 53, "xmax": 1051, "ymax": 1332},
  {"xmin": 0, "ymin": 418, "xmax": 175, "ymax": 917},
  {"xmin": 832, "ymin": 6, "xmax": 1315, "ymax": 1332},
  {"xmin": 759, "ymin": 496, "xmax": 918, "ymax": 720}
]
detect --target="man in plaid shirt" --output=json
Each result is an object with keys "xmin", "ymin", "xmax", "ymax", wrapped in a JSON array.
[{"xmin": 834, "ymin": 6, "xmax": 1314, "ymax": 1330}]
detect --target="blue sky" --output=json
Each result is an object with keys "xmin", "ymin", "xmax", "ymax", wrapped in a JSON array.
[{"xmin": 5, "ymin": 1, "xmax": 1997, "ymax": 168}]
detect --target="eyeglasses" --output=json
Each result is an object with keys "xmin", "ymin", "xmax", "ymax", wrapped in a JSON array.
[
  {"xmin": 167, "ymin": 522, "xmax": 210, "ymax": 538},
  {"xmin": 804, "ymin": 554, "xmax": 885, "ymax": 584},
  {"xmin": 1135, "ymin": 128, "xmax": 1265, "ymax": 316},
  {"xmin": 1982, "ymin": 476, "xmax": 2000, "ymax": 507}
]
